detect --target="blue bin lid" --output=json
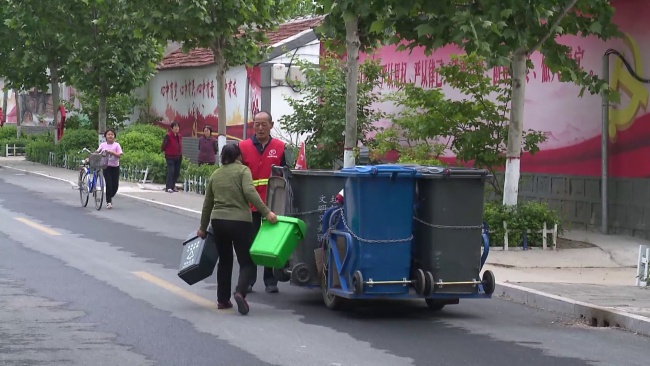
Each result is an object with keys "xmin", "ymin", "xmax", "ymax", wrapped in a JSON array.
[{"xmin": 336, "ymin": 164, "xmax": 417, "ymax": 178}]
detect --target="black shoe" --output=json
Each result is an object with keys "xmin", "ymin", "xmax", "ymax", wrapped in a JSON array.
[
  {"xmin": 234, "ymin": 293, "xmax": 249, "ymax": 315},
  {"xmin": 265, "ymin": 285, "xmax": 279, "ymax": 294},
  {"xmin": 246, "ymin": 284, "xmax": 253, "ymax": 294}
]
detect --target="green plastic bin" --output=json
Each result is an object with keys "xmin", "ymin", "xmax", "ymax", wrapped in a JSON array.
[{"xmin": 250, "ymin": 216, "xmax": 307, "ymax": 268}]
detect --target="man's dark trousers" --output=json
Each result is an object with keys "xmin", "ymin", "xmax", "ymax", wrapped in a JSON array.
[{"xmin": 250, "ymin": 211, "xmax": 278, "ymax": 288}]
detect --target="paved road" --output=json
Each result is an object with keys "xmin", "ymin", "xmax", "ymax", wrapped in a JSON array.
[{"xmin": 0, "ymin": 168, "xmax": 648, "ymax": 366}]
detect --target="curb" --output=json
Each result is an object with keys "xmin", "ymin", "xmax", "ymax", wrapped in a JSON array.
[
  {"xmin": 496, "ymin": 282, "xmax": 650, "ymax": 337},
  {"xmin": 0, "ymin": 164, "xmax": 202, "ymax": 219}
]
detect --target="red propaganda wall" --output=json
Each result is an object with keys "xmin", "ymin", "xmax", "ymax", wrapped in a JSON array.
[
  {"xmin": 149, "ymin": 65, "xmax": 261, "ymax": 141},
  {"xmin": 322, "ymin": 0, "xmax": 650, "ymax": 178}
]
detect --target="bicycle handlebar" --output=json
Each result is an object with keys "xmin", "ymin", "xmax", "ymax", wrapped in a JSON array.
[{"xmin": 79, "ymin": 148, "xmax": 92, "ymax": 154}]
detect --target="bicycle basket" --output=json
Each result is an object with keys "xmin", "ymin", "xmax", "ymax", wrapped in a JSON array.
[{"xmin": 89, "ymin": 153, "xmax": 109, "ymax": 169}]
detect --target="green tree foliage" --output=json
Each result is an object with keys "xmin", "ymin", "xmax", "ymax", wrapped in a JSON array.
[
  {"xmin": 374, "ymin": 54, "xmax": 547, "ymax": 193},
  {"xmin": 382, "ymin": 0, "xmax": 620, "ymax": 205},
  {"xmin": 315, "ymin": 0, "xmax": 397, "ymax": 167},
  {"xmin": 63, "ymin": 0, "xmax": 163, "ymax": 134},
  {"xmin": 281, "ymin": 57, "xmax": 384, "ymax": 169}
]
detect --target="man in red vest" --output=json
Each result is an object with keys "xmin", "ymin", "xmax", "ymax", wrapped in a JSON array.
[{"xmin": 239, "ymin": 111, "xmax": 286, "ymax": 294}]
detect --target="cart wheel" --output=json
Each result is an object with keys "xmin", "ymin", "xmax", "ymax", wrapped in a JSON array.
[
  {"xmin": 352, "ymin": 270, "xmax": 364, "ymax": 295},
  {"xmin": 290, "ymin": 263, "xmax": 311, "ymax": 285},
  {"xmin": 413, "ymin": 269, "xmax": 426, "ymax": 295},
  {"xmin": 424, "ymin": 271, "xmax": 435, "ymax": 296},
  {"xmin": 425, "ymin": 299, "xmax": 447, "ymax": 311},
  {"xmin": 482, "ymin": 270, "xmax": 496, "ymax": 295},
  {"xmin": 321, "ymin": 270, "xmax": 344, "ymax": 310},
  {"xmin": 273, "ymin": 267, "xmax": 291, "ymax": 283}
]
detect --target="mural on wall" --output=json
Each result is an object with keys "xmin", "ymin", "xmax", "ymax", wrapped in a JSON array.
[
  {"xmin": 0, "ymin": 83, "xmax": 56, "ymax": 126},
  {"xmin": 149, "ymin": 65, "xmax": 262, "ymax": 140},
  {"xmin": 355, "ymin": 0, "xmax": 650, "ymax": 178}
]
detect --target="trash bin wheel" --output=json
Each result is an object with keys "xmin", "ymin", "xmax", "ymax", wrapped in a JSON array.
[
  {"xmin": 291, "ymin": 263, "xmax": 311, "ymax": 285},
  {"xmin": 413, "ymin": 269, "xmax": 426, "ymax": 295},
  {"xmin": 273, "ymin": 267, "xmax": 291, "ymax": 283},
  {"xmin": 321, "ymin": 270, "xmax": 344, "ymax": 310},
  {"xmin": 482, "ymin": 270, "xmax": 496, "ymax": 295},
  {"xmin": 424, "ymin": 271, "xmax": 435, "ymax": 296},
  {"xmin": 352, "ymin": 270, "xmax": 364, "ymax": 295},
  {"xmin": 425, "ymin": 299, "xmax": 447, "ymax": 311}
]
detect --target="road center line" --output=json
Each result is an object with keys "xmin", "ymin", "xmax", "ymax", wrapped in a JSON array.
[
  {"xmin": 14, "ymin": 217, "xmax": 61, "ymax": 236},
  {"xmin": 132, "ymin": 271, "xmax": 225, "ymax": 312}
]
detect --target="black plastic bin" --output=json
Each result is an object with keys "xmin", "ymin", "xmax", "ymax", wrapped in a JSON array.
[
  {"xmin": 270, "ymin": 167, "xmax": 346, "ymax": 286},
  {"xmin": 411, "ymin": 166, "xmax": 491, "ymax": 295}
]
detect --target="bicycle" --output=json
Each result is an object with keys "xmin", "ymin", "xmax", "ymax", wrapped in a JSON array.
[{"xmin": 77, "ymin": 147, "xmax": 106, "ymax": 210}]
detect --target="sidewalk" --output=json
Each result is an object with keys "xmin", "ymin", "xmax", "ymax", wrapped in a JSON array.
[{"xmin": 1, "ymin": 157, "xmax": 649, "ymax": 336}]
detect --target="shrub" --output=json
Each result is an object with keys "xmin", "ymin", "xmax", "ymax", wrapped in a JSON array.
[
  {"xmin": 183, "ymin": 163, "xmax": 219, "ymax": 181},
  {"xmin": 118, "ymin": 131, "xmax": 161, "ymax": 154},
  {"xmin": 56, "ymin": 129, "xmax": 97, "ymax": 155},
  {"xmin": 119, "ymin": 151, "xmax": 189, "ymax": 184},
  {"xmin": 122, "ymin": 123, "xmax": 167, "ymax": 140},
  {"xmin": 26, "ymin": 141, "xmax": 56, "ymax": 164},
  {"xmin": 0, "ymin": 125, "xmax": 18, "ymax": 140},
  {"xmin": 483, "ymin": 201, "xmax": 563, "ymax": 247}
]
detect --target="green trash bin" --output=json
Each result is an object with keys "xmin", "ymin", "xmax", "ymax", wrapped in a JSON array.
[
  {"xmin": 412, "ymin": 166, "xmax": 491, "ymax": 295},
  {"xmin": 250, "ymin": 216, "xmax": 306, "ymax": 268}
]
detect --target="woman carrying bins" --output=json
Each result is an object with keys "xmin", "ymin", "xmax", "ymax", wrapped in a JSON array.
[{"xmin": 197, "ymin": 143, "xmax": 278, "ymax": 315}]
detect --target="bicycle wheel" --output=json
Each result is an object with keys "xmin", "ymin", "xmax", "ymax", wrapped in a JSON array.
[
  {"xmin": 94, "ymin": 170, "xmax": 104, "ymax": 211},
  {"xmin": 79, "ymin": 172, "xmax": 90, "ymax": 207}
]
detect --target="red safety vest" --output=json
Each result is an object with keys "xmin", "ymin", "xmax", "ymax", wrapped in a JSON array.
[{"xmin": 240, "ymin": 138, "xmax": 284, "ymax": 211}]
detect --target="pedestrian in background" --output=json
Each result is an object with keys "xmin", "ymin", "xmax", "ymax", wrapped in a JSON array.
[
  {"xmin": 198, "ymin": 126, "xmax": 217, "ymax": 166},
  {"xmin": 197, "ymin": 143, "xmax": 278, "ymax": 315},
  {"xmin": 161, "ymin": 121, "xmax": 182, "ymax": 193},
  {"xmin": 239, "ymin": 111, "xmax": 287, "ymax": 294},
  {"xmin": 97, "ymin": 129, "xmax": 122, "ymax": 209}
]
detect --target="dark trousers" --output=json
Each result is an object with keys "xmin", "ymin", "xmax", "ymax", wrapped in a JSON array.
[
  {"xmin": 102, "ymin": 166, "xmax": 120, "ymax": 204},
  {"xmin": 165, "ymin": 158, "xmax": 181, "ymax": 190},
  {"xmin": 213, "ymin": 218, "xmax": 256, "ymax": 303},
  {"xmin": 250, "ymin": 211, "xmax": 278, "ymax": 287}
]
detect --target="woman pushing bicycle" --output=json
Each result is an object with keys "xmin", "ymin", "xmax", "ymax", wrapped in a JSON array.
[{"xmin": 97, "ymin": 129, "xmax": 123, "ymax": 209}]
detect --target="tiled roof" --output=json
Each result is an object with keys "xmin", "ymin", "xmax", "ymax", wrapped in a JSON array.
[{"xmin": 157, "ymin": 16, "xmax": 324, "ymax": 70}]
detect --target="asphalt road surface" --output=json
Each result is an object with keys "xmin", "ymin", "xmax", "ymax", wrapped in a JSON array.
[{"xmin": 0, "ymin": 167, "xmax": 648, "ymax": 366}]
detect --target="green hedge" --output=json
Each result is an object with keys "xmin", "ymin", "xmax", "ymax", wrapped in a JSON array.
[
  {"xmin": 119, "ymin": 151, "xmax": 190, "ymax": 184},
  {"xmin": 119, "ymin": 131, "xmax": 161, "ymax": 154},
  {"xmin": 122, "ymin": 124, "xmax": 167, "ymax": 140},
  {"xmin": 56, "ymin": 129, "xmax": 97, "ymax": 155},
  {"xmin": 183, "ymin": 163, "xmax": 219, "ymax": 181},
  {"xmin": 0, "ymin": 125, "xmax": 18, "ymax": 140},
  {"xmin": 484, "ymin": 201, "xmax": 563, "ymax": 247},
  {"xmin": 25, "ymin": 141, "xmax": 56, "ymax": 164}
]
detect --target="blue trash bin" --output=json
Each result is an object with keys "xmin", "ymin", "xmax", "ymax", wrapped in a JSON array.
[{"xmin": 336, "ymin": 164, "xmax": 417, "ymax": 294}]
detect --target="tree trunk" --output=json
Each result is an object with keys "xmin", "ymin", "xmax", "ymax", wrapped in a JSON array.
[
  {"xmin": 213, "ymin": 44, "xmax": 228, "ymax": 166},
  {"xmin": 343, "ymin": 16, "xmax": 360, "ymax": 168},
  {"xmin": 98, "ymin": 94, "xmax": 107, "ymax": 135},
  {"xmin": 16, "ymin": 90, "xmax": 22, "ymax": 138},
  {"xmin": 502, "ymin": 50, "xmax": 527, "ymax": 206},
  {"xmin": 2, "ymin": 87, "xmax": 7, "ymax": 125},
  {"xmin": 50, "ymin": 65, "xmax": 61, "ymax": 144}
]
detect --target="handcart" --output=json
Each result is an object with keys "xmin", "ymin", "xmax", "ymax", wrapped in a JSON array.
[{"xmin": 317, "ymin": 164, "xmax": 496, "ymax": 311}]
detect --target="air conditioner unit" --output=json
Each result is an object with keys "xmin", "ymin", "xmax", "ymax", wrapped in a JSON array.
[
  {"xmin": 288, "ymin": 66, "xmax": 303, "ymax": 83},
  {"xmin": 272, "ymin": 64, "xmax": 287, "ymax": 83}
]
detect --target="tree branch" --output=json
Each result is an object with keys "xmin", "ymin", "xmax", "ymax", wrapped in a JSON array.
[{"xmin": 527, "ymin": 0, "xmax": 579, "ymax": 56}]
